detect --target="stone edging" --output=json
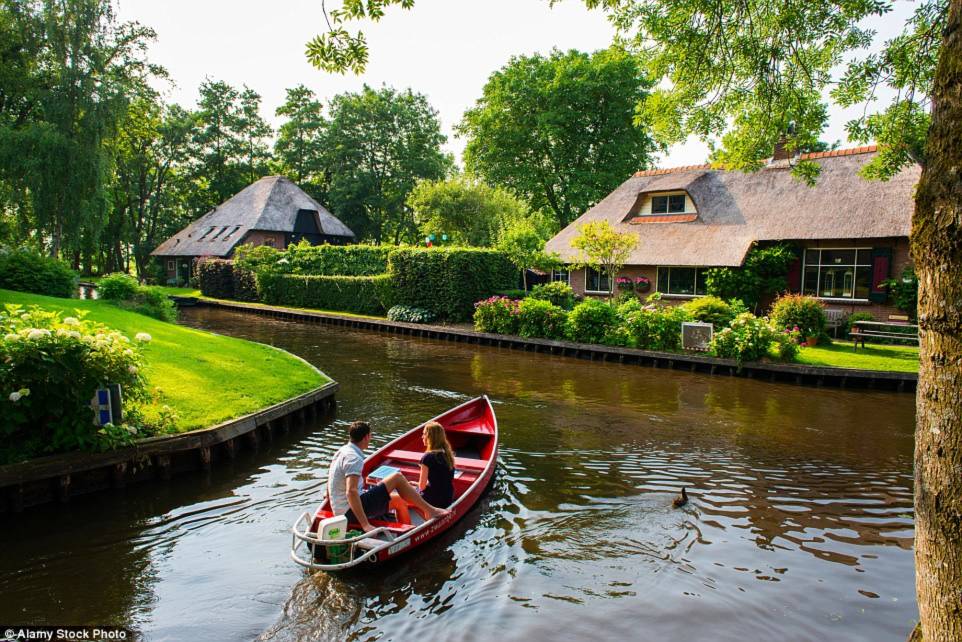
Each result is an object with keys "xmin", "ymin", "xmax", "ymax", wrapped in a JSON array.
[
  {"xmin": 0, "ymin": 381, "xmax": 338, "ymax": 513},
  {"xmin": 196, "ymin": 299, "xmax": 917, "ymax": 393}
]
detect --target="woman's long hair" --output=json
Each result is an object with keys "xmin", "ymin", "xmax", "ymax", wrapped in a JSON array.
[{"xmin": 423, "ymin": 421, "xmax": 454, "ymax": 470}]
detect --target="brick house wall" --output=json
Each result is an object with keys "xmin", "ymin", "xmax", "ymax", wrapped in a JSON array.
[
  {"xmin": 563, "ymin": 236, "xmax": 913, "ymax": 321},
  {"xmin": 240, "ymin": 230, "xmax": 287, "ymax": 249}
]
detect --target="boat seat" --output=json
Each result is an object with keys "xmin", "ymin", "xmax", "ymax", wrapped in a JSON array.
[{"xmin": 387, "ymin": 449, "xmax": 487, "ymax": 471}]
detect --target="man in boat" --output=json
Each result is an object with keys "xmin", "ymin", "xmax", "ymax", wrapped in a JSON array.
[{"xmin": 328, "ymin": 421, "xmax": 450, "ymax": 532}]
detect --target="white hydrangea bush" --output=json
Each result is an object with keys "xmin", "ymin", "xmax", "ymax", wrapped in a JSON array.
[{"xmin": 0, "ymin": 304, "xmax": 151, "ymax": 462}]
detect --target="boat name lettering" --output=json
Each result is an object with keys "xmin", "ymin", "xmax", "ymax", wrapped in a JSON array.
[{"xmin": 388, "ymin": 539, "xmax": 411, "ymax": 555}]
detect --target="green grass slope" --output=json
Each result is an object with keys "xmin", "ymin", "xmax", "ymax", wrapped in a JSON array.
[{"xmin": 1, "ymin": 289, "xmax": 328, "ymax": 431}]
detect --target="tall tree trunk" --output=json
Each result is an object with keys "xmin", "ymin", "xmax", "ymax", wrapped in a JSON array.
[{"xmin": 911, "ymin": 3, "xmax": 962, "ymax": 640}]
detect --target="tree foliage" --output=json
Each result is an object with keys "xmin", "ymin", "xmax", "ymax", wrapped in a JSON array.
[
  {"xmin": 273, "ymin": 85, "xmax": 328, "ymax": 201},
  {"xmin": 496, "ymin": 219, "xmax": 559, "ymax": 290},
  {"xmin": 319, "ymin": 85, "xmax": 451, "ymax": 244},
  {"xmin": 570, "ymin": 220, "xmax": 637, "ymax": 302},
  {"xmin": 459, "ymin": 47, "xmax": 659, "ymax": 227},
  {"xmin": 407, "ymin": 175, "xmax": 541, "ymax": 247}
]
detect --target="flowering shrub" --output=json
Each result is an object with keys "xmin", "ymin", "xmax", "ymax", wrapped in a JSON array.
[
  {"xmin": 388, "ymin": 305, "xmax": 436, "ymax": 324},
  {"xmin": 710, "ymin": 312, "xmax": 777, "ymax": 363},
  {"xmin": 528, "ymin": 281, "xmax": 576, "ymax": 310},
  {"xmin": 0, "ymin": 304, "xmax": 153, "ymax": 463},
  {"xmin": 516, "ymin": 299, "xmax": 568, "ymax": 340},
  {"xmin": 769, "ymin": 293, "xmax": 826, "ymax": 339},
  {"xmin": 611, "ymin": 304, "xmax": 691, "ymax": 351},
  {"xmin": 473, "ymin": 296, "xmax": 521, "ymax": 334},
  {"xmin": 774, "ymin": 331, "xmax": 801, "ymax": 361},
  {"xmin": 566, "ymin": 298, "xmax": 619, "ymax": 344}
]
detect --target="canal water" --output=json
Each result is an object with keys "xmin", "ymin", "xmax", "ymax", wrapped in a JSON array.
[{"xmin": 1, "ymin": 307, "xmax": 918, "ymax": 641}]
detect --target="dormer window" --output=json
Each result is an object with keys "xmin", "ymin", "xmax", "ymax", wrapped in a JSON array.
[{"xmin": 651, "ymin": 194, "xmax": 686, "ymax": 214}]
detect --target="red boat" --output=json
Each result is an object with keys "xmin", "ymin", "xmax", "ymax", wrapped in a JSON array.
[{"xmin": 291, "ymin": 395, "xmax": 498, "ymax": 571}]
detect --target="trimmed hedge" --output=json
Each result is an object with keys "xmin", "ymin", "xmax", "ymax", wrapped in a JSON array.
[
  {"xmin": 257, "ymin": 272, "xmax": 394, "ymax": 315},
  {"xmin": 389, "ymin": 247, "xmax": 517, "ymax": 320},
  {"xmin": 287, "ymin": 243, "xmax": 392, "ymax": 276},
  {"xmin": 0, "ymin": 249, "xmax": 77, "ymax": 297},
  {"xmin": 232, "ymin": 265, "xmax": 258, "ymax": 302},
  {"xmin": 198, "ymin": 259, "xmax": 235, "ymax": 299}
]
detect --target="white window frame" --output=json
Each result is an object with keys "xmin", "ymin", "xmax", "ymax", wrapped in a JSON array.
[
  {"xmin": 166, "ymin": 259, "xmax": 175, "ymax": 271},
  {"xmin": 655, "ymin": 266, "xmax": 709, "ymax": 298},
  {"xmin": 801, "ymin": 247, "xmax": 872, "ymax": 302},
  {"xmin": 650, "ymin": 193, "xmax": 687, "ymax": 215},
  {"xmin": 584, "ymin": 267, "xmax": 612, "ymax": 294},
  {"xmin": 550, "ymin": 269, "xmax": 570, "ymax": 285}
]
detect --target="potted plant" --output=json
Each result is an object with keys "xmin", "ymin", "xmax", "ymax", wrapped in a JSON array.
[
  {"xmin": 635, "ymin": 276, "xmax": 651, "ymax": 293},
  {"xmin": 616, "ymin": 276, "xmax": 635, "ymax": 292}
]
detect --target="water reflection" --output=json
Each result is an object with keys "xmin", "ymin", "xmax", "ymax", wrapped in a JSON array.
[{"xmin": 1, "ymin": 307, "xmax": 918, "ymax": 642}]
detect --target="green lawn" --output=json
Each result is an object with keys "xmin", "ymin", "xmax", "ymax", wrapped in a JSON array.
[
  {"xmin": 1, "ymin": 289, "xmax": 328, "ymax": 431},
  {"xmin": 793, "ymin": 340, "xmax": 920, "ymax": 373},
  {"xmin": 152, "ymin": 285, "xmax": 202, "ymax": 297}
]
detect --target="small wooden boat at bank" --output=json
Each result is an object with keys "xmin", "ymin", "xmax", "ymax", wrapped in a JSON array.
[{"xmin": 291, "ymin": 395, "xmax": 498, "ymax": 571}]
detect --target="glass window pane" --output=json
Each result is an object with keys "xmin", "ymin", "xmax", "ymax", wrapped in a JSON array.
[
  {"xmin": 803, "ymin": 266, "xmax": 819, "ymax": 296},
  {"xmin": 854, "ymin": 266, "xmax": 871, "ymax": 299},
  {"xmin": 668, "ymin": 194, "xmax": 686, "ymax": 213},
  {"xmin": 856, "ymin": 249, "xmax": 873, "ymax": 266},
  {"xmin": 670, "ymin": 267, "xmax": 695, "ymax": 295},
  {"xmin": 822, "ymin": 250, "xmax": 856, "ymax": 266},
  {"xmin": 651, "ymin": 196, "xmax": 668, "ymax": 214},
  {"xmin": 657, "ymin": 268, "xmax": 669, "ymax": 292},
  {"xmin": 695, "ymin": 268, "xmax": 708, "ymax": 295},
  {"xmin": 803, "ymin": 249, "xmax": 820, "ymax": 269},
  {"xmin": 820, "ymin": 266, "xmax": 855, "ymax": 298}
]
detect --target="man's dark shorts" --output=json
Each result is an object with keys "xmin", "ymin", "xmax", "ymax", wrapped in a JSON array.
[{"xmin": 344, "ymin": 482, "xmax": 390, "ymax": 524}]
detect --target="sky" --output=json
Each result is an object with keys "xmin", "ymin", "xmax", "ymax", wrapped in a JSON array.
[{"xmin": 114, "ymin": 0, "xmax": 916, "ymax": 169}]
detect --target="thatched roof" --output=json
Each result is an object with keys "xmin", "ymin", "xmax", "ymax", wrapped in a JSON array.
[
  {"xmin": 545, "ymin": 146, "xmax": 919, "ymax": 267},
  {"xmin": 152, "ymin": 176, "xmax": 354, "ymax": 257}
]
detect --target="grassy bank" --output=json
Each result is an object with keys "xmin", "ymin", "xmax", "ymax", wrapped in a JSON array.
[
  {"xmin": 793, "ymin": 341, "xmax": 920, "ymax": 373},
  {"xmin": 1, "ymin": 289, "xmax": 328, "ymax": 431}
]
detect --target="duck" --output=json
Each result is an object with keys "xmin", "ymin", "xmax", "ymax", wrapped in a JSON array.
[{"xmin": 672, "ymin": 487, "xmax": 689, "ymax": 508}]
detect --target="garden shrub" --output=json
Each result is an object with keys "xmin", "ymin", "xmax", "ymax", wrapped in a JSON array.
[
  {"xmin": 704, "ymin": 243, "xmax": 797, "ymax": 312},
  {"xmin": 516, "ymin": 298, "xmax": 568, "ymax": 340},
  {"xmin": 566, "ymin": 298, "xmax": 618, "ymax": 344},
  {"xmin": 387, "ymin": 305, "xmax": 436, "ymax": 324},
  {"xmin": 390, "ymin": 247, "xmax": 517, "ymax": 320},
  {"xmin": 198, "ymin": 259, "xmax": 236, "ymax": 299},
  {"xmin": 473, "ymin": 296, "xmax": 520, "ymax": 334},
  {"xmin": 682, "ymin": 296, "xmax": 736, "ymax": 328},
  {"xmin": 97, "ymin": 273, "xmax": 176, "ymax": 322},
  {"xmin": 97, "ymin": 273, "xmax": 140, "ymax": 301},
  {"xmin": 0, "ymin": 304, "xmax": 152, "ymax": 463},
  {"xmin": 881, "ymin": 266, "xmax": 919, "ymax": 320},
  {"xmin": 0, "ymin": 248, "xmax": 77, "ymax": 298},
  {"xmin": 496, "ymin": 289, "xmax": 528, "ymax": 299},
  {"xmin": 233, "ymin": 243, "xmax": 283, "ymax": 273},
  {"xmin": 614, "ymin": 305, "xmax": 691, "ymax": 351},
  {"xmin": 773, "ymin": 331, "xmax": 801, "ymax": 361},
  {"xmin": 769, "ymin": 293, "xmax": 827, "ymax": 339},
  {"xmin": 256, "ymin": 272, "xmax": 394, "ymax": 315},
  {"xmin": 529, "ymin": 281, "xmax": 576, "ymax": 310},
  {"xmin": 710, "ymin": 313, "xmax": 777, "ymax": 363},
  {"xmin": 232, "ymin": 265, "xmax": 258, "ymax": 302},
  {"xmin": 286, "ymin": 242, "xmax": 392, "ymax": 276}
]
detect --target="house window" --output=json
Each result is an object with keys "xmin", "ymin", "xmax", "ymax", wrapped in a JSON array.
[
  {"xmin": 802, "ymin": 248, "xmax": 872, "ymax": 300},
  {"xmin": 263, "ymin": 238, "xmax": 275, "ymax": 248},
  {"xmin": 651, "ymin": 194, "xmax": 687, "ymax": 214},
  {"xmin": 550, "ymin": 269, "xmax": 570, "ymax": 284},
  {"xmin": 656, "ymin": 267, "xmax": 709, "ymax": 296},
  {"xmin": 166, "ymin": 260, "xmax": 175, "ymax": 272},
  {"xmin": 585, "ymin": 267, "xmax": 611, "ymax": 293}
]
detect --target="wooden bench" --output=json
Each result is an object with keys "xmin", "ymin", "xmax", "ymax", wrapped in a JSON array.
[
  {"xmin": 386, "ymin": 449, "xmax": 487, "ymax": 471},
  {"xmin": 824, "ymin": 309, "xmax": 847, "ymax": 338},
  {"xmin": 850, "ymin": 319, "xmax": 919, "ymax": 350}
]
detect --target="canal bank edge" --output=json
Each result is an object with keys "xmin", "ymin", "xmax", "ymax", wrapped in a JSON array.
[
  {"xmin": 0, "ymin": 380, "xmax": 338, "ymax": 513},
  {"xmin": 197, "ymin": 298, "xmax": 917, "ymax": 393}
]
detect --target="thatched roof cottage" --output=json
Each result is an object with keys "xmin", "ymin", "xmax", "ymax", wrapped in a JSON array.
[
  {"xmin": 152, "ymin": 176, "xmax": 354, "ymax": 284},
  {"xmin": 545, "ymin": 145, "xmax": 919, "ymax": 318}
]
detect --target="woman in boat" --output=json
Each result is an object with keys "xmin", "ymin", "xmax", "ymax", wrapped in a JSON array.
[
  {"xmin": 388, "ymin": 420, "xmax": 456, "ymax": 524},
  {"xmin": 419, "ymin": 420, "xmax": 455, "ymax": 508}
]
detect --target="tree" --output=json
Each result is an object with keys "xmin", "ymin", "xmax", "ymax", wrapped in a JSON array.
[
  {"xmin": 407, "ymin": 175, "xmax": 538, "ymax": 247},
  {"xmin": 274, "ymin": 84, "xmax": 328, "ymax": 199},
  {"xmin": 236, "ymin": 88, "xmax": 273, "ymax": 185},
  {"xmin": 320, "ymin": 85, "xmax": 451, "ymax": 244},
  {"xmin": 458, "ymin": 47, "xmax": 660, "ymax": 228},
  {"xmin": 189, "ymin": 79, "xmax": 246, "ymax": 214},
  {"xmin": 570, "ymin": 220, "xmax": 637, "ymax": 303},
  {"xmin": 496, "ymin": 219, "xmax": 558, "ymax": 291},
  {"xmin": 311, "ymin": 3, "xmax": 962, "ymax": 637}
]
